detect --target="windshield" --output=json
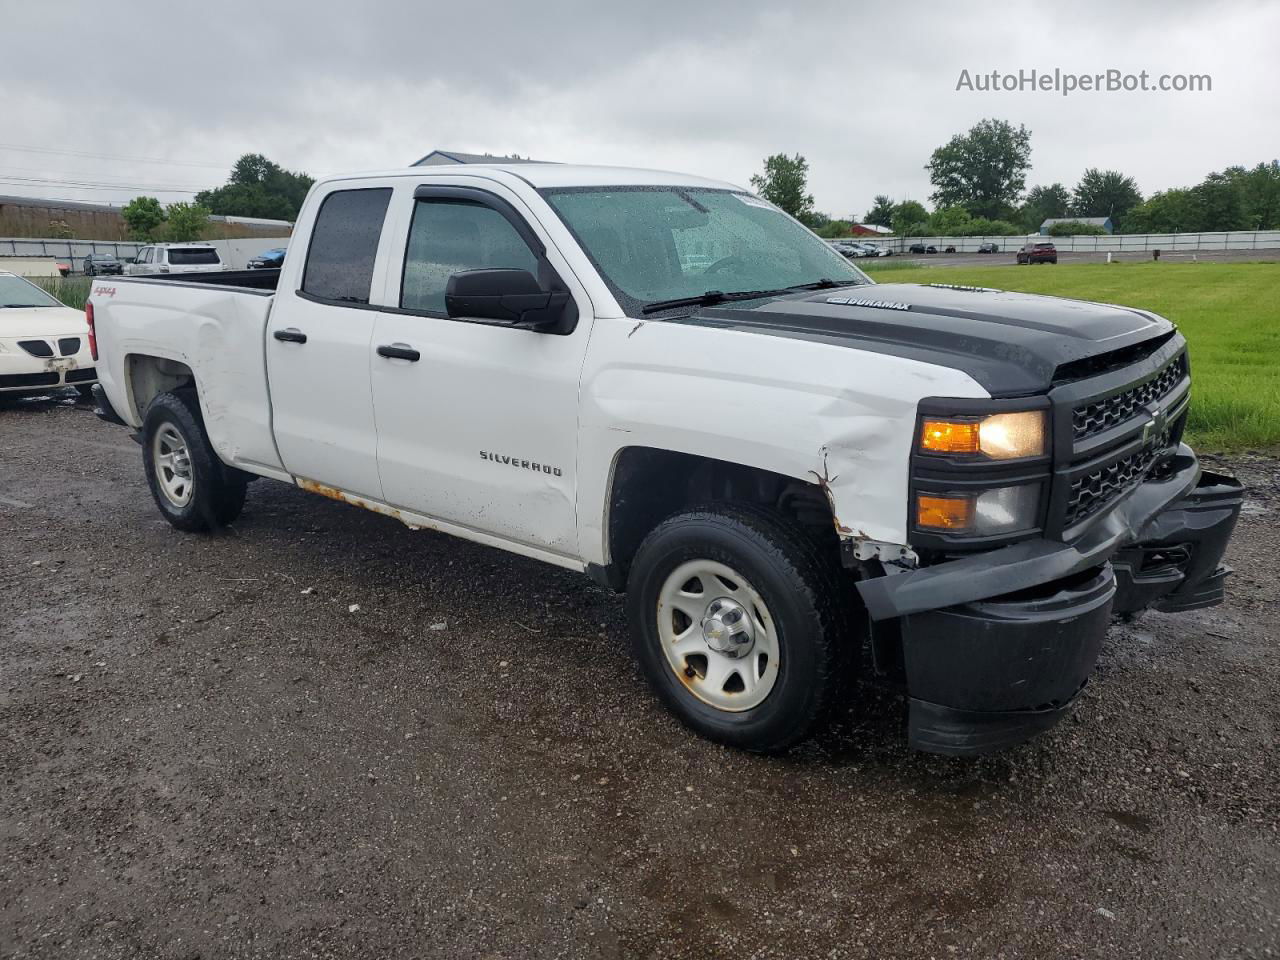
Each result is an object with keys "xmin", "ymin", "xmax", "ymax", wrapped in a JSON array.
[
  {"xmin": 541, "ymin": 186, "xmax": 871, "ymax": 313},
  {"xmin": 167, "ymin": 247, "xmax": 220, "ymax": 265},
  {"xmin": 0, "ymin": 275, "xmax": 62, "ymax": 308}
]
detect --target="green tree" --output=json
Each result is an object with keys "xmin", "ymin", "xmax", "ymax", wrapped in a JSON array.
[
  {"xmin": 814, "ymin": 220, "xmax": 854, "ymax": 238},
  {"xmin": 749, "ymin": 153, "xmax": 816, "ymax": 224},
  {"xmin": 1189, "ymin": 173, "xmax": 1246, "ymax": 232},
  {"xmin": 925, "ymin": 118, "xmax": 1032, "ymax": 220},
  {"xmin": 1019, "ymin": 183, "xmax": 1071, "ymax": 232},
  {"xmin": 195, "ymin": 153, "xmax": 314, "ymax": 221},
  {"xmin": 1122, "ymin": 188, "xmax": 1198, "ymax": 233},
  {"xmin": 163, "ymin": 202, "xmax": 211, "ymax": 242},
  {"xmin": 1218, "ymin": 162, "xmax": 1280, "ymax": 229},
  {"xmin": 122, "ymin": 196, "xmax": 166, "ymax": 241},
  {"xmin": 864, "ymin": 195, "xmax": 895, "ymax": 227},
  {"xmin": 1072, "ymin": 169, "xmax": 1143, "ymax": 223},
  {"xmin": 890, "ymin": 200, "xmax": 929, "ymax": 236}
]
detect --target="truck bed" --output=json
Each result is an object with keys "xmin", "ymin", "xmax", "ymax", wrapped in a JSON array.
[
  {"xmin": 124, "ymin": 268, "xmax": 280, "ymax": 291},
  {"xmin": 93, "ymin": 270, "xmax": 284, "ymax": 477}
]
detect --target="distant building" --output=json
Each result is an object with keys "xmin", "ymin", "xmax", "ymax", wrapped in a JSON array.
[
  {"xmin": 848, "ymin": 223, "xmax": 894, "ymax": 237},
  {"xmin": 1040, "ymin": 216, "xmax": 1114, "ymax": 235},
  {"xmin": 412, "ymin": 149, "xmax": 544, "ymax": 167},
  {"xmin": 0, "ymin": 194, "xmax": 292, "ymax": 242}
]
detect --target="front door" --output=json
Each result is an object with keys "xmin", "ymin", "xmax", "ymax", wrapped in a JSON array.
[{"xmin": 369, "ymin": 183, "xmax": 591, "ymax": 557}]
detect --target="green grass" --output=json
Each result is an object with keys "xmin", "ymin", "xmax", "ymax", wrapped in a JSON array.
[
  {"xmin": 29, "ymin": 275, "xmax": 92, "ymax": 310},
  {"xmin": 862, "ymin": 261, "xmax": 1280, "ymax": 453}
]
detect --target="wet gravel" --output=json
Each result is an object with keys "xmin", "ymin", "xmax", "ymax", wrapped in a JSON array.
[{"xmin": 2, "ymin": 397, "xmax": 1277, "ymax": 959}]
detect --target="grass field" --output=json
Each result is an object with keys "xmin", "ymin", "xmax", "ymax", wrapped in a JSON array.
[
  {"xmin": 864, "ymin": 261, "xmax": 1280, "ymax": 452},
  {"xmin": 29, "ymin": 264, "xmax": 1279, "ymax": 451}
]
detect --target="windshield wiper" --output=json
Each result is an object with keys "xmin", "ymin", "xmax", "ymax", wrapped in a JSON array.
[
  {"xmin": 641, "ymin": 288, "xmax": 791, "ymax": 314},
  {"xmin": 0, "ymin": 304, "xmax": 51, "ymax": 308},
  {"xmin": 784, "ymin": 278, "xmax": 865, "ymax": 291}
]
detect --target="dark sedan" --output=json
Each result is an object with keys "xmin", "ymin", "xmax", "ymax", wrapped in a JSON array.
[
  {"xmin": 247, "ymin": 247, "xmax": 287, "ymax": 269},
  {"xmin": 83, "ymin": 253, "xmax": 124, "ymax": 276}
]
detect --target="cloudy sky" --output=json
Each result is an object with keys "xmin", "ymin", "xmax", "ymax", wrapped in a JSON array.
[{"xmin": 2, "ymin": 0, "xmax": 1276, "ymax": 219}]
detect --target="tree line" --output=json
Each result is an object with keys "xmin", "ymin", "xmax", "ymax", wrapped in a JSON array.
[
  {"xmin": 750, "ymin": 122, "xmax": 1280, "ymax": 238},
  {"xmin": 121, "ymin": 154, "xmax": 314, "ymax": 241}
]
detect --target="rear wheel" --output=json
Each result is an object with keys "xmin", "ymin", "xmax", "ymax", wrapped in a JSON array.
[
  {"xmin": 626, "ymin": 505, "xmax": 854, "ymax": 753},
  {"xmin": 142, "ymin": 390, "xmax": 246, "ymax": 532}
]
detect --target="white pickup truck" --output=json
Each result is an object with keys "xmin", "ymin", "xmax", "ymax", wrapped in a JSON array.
[{"xmin": 87, "ymin": 162, "xmax": 1243, "ymax": 755}]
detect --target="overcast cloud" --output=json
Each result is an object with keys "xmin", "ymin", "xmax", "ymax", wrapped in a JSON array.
[{"xmin": 2, "ymin": 0, "xmax": 1276, "ymax": 218}]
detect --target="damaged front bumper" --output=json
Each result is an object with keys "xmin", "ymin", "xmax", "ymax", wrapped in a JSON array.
[{"xmin": 856, "ymin": 447, "xmax": 1243, "ymax": 756}]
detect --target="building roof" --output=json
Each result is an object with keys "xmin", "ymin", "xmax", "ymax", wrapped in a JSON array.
[
  {"xmin": 412, "ymin": 149, "xmax": 544, "ymax": 167},
  {"xmin": 1040, "ymin": 216, "xmax": 1112, "ymax": 229}
]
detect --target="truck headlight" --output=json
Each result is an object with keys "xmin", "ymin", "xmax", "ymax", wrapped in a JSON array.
[
  {"xmin": 916, "ymin": 484, "xmax": 1041, "ymax": 535},
  {"xmin": 919, "ymin": 411, "xmax": 1047, "ymax": 460}
]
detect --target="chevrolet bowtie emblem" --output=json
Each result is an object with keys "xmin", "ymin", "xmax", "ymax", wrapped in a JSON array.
[{"xmin": 1142, "ymin": 402, "xmax": 1167, "ymax": 447}]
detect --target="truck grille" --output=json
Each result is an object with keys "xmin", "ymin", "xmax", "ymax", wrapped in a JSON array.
[
  {"xmin": 1072, "ymin": 353, "xmax": 1187, "ymax": 442},
  {"xmin": 1064, "ymin": 432, "xmax": 1172, "ymax": 529}
]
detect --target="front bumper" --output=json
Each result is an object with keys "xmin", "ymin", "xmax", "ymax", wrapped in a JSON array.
[{"xmin": 858, "ymin": 450, "xmax": 1243, "ymax": 756}]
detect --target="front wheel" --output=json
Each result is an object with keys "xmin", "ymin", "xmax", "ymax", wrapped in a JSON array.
[
  {"xmin": 626, "ymin": 505, "xmax": 854, "ymax": 753},
  {"xmin": 142, "ymin": 390, "xmax": 246, "ymax": 532}
]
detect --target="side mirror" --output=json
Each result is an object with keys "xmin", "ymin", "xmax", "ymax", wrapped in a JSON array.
[{"xmin": 445, "ymin": 268, "xmax": 574, "ymax": 332}]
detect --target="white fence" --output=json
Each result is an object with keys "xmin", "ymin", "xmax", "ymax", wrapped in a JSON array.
[
  {"xmin": 0, "ymin": 235, "xmax": 292, "ymax": 273},
  {"xmin": 840, "ymin": 230, "xmax": 1280, "ymax": 255}
]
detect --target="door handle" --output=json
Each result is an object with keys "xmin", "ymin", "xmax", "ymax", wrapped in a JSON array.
[
  {"xmin": 376, "ymin": 343, "xmax": 421, "ymax": 362},
  {"xmin": 273, "ymin": 328, "xmax": 307, "ymax": 344}
]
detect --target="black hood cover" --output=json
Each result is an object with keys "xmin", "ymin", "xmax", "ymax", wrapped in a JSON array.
[{"xmin": 686, "ymin": 282, "xmax": 1175, "ymax": 396}]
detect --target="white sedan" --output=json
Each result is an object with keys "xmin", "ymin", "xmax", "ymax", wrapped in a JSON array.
[{"xmin": 0, "ymin": 271, "xmax": 97, "ymax": 399}]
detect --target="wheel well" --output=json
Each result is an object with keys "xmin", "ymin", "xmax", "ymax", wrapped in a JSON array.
[
  {"xmin": 126, "ymin": 354, "xmax": 195, "ymax": 420},
  {"xmin": 603, "ymin": 447, "xmax": 837, "ymax": 587}
]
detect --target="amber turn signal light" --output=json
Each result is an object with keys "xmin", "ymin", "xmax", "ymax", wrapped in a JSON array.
[
  {"xmin": 916, "ymin": 493, "xmax": 976, "ymax": 530},
  {"xmin": 919, "ymin": 419, "xmax": 980, "ymax": 455}
]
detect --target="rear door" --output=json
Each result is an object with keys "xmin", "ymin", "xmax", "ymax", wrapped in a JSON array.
[
  {"xmin": 367, "ymin": 179, "xmax": 593, "ymax": 557},
  {"xmin": 265, "ymin": 184, "xmax": 396, "ymax": 499}
]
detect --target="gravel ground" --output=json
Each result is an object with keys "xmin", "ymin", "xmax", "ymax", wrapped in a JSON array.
[{"xmin": 2, "ymin": 397, "xmax": 1277, "ymax": 960}]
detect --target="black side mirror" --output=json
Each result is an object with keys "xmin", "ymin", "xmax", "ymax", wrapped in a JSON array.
[{"xmin": 445, "ymin": 268, "xmax": 574, "ymax": 332}]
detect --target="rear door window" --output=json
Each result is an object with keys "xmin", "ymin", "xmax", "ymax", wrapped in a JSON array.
[{"xmin": 302, "ymin": 188, "xmax": 393, "ymax": 304}]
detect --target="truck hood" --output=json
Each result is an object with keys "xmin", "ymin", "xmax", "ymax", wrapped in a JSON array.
[
  {"xmin": 688, "ymin": 282, "xmax": 1175, "ymax": 396},
  {"xmin": 0, "ymin": 306, "xmax": 87, "ymax": 339}
]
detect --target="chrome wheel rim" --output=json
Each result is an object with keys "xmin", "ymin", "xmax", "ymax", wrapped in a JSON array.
[
  {"xmin": 152, "ymin": 423, "xmax": 194, "ymax": 507},
  {"xmin": 656, "ymin": 559, "xmax": 780, "ymax": 712}
]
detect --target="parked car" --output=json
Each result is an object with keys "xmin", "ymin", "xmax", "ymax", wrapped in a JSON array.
[
  {"xmin": 944, "ymin": 245, "xmax": 957, "ymax": 254},
  {"xmin": 248, "ymin": 247, "xmax": 287, "ymax": 269},
  {"xmin": 1017, "ymin": 242, "xmax": 1058, "ymax": 265},
  {"xmin": 859, "ymin": 242, "xmax": 892, "ymax": 257},
  {"xmin": 908, "ymin": 243, "xmax": 926, "ymax": 254},
  {"xmin": 83, "ymin": 253, "xmax": 124, "ymax": 276},
  {"xmin": 977, "ymin": 242, "xmax": 1000, "ymax": 254},
  {"xmin": 0, "ymin": 270, "xmax": 97, "ymax": 399},
  {"xmin": 832, "ymin": 241, "xmax": 867, "ymax": 259},
  {"xmin": 125, "ymin": 243, "xmax": 223, "ymax": 276},
  {"xmin": 89, "ymin": 162, "xmax": 1241, "ymax": 757}
]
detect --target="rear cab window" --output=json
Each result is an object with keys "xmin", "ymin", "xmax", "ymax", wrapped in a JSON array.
[
  {"xmin": 301, "ymin": 188, "xmax": 393, "ymax": 304},
  {"xmin": 167, "ymin": 247, "xmax": 220, "ymax": 266}
]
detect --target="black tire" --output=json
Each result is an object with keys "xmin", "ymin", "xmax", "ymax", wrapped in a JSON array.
[
  {"xmin": 626, "ymin": 504, "xmax": 855, "ymax": 753},
  {"xmin": 141, "ymin": 390, "xmax": 246, "ymax": 532}
]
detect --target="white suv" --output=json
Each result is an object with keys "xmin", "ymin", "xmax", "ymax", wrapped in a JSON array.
[{"xmin": 126, "ymin": 243, "xmax": 223, "ymax": 276}]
